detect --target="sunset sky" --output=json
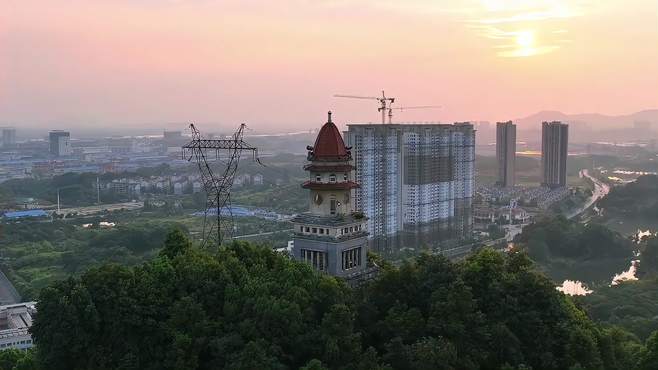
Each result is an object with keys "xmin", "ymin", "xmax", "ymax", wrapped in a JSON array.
[{"xmin": 2, "ymin": 0, "xmax": 657, "ymax": 133}]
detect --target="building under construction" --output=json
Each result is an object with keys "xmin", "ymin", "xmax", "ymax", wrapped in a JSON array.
[{"xmin": 345, "ymin": 123, "xmax": 475, "ymax": 256}]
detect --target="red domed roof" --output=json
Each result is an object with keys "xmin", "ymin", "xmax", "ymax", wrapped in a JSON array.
[{"xmin": 309, "ymin": 112, "xmax": 351, "ymax": 161}]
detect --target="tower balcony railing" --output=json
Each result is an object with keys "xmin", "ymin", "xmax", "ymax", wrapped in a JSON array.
[{"xmin": 301, "ymin": 180, "xmax": 360, "ymax": 190}]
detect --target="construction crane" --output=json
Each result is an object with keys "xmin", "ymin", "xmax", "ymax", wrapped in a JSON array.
[
  {"xmin": 334, "ymin": 91, "xmax": 440, "ymax": 124},
  {"xmin": 334, "ymin": 90, "xmax": 394, "ymax": 124},
  {"xmin": 182, "ymin": 123, "xmax": 263, "ymax": 247}
]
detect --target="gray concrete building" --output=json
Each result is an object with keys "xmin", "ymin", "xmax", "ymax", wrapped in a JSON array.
[
  {"xmin": 541, "ymin": 121, "xmax": 569, "ymax": 188},
  {"xmin": 1, "ymin": 128, "xmax": 16, "ymax": 148},
  {"xmin": 49, "ymin": 130, "xmax": 71, "ymax": 156},
  {"xmin": 345, "ymin": 122, "xmax": 475, "ymax": 256},
  {"xmin": 291, "ymin": 112, "xmax": 368, "ymax": 278},
  {"xmin": 0, "ymin": 302, "xmax": 36, "ymax": 351},
  {"xmin": 496, "ymin": 121, "xmax": 516, "ymax": 188}
]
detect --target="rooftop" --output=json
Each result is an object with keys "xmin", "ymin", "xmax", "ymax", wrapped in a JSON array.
[
  {"xmin": 3, "ymin": 210, "xmax": 48, "ymax": 219},
  {"xmin": 346, "ymin": 122, "xmax": 475, "ymax": 132},
  {"xmin": 291, "ymin": 212, "xmax": 367, "ymax": 227},
  {"xmin": 0, "ymin": 302, "xmax": 37, "ymax": 331},
  {"xmin": 308, "ymin": 111, "xmax": 351, "ymax": 162}
]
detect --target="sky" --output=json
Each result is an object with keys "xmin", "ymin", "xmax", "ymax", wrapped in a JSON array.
[{"xmin": 1, "ymin": 0, "xmax": 657, "ymax": 134}]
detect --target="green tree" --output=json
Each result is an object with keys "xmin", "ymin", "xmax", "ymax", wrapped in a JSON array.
[
  {"xmin": 640, "ymin": 237, "xmax": 658, "ymax": 277},
  {"xmin": 638, "ymin": 330, "xmax": 658, "ymax": 370},
  {"xmin": 159, "ymin": 228, "xmax": 192, "ymax": 259},
  {"xmin": 29, "ymin": 236, "xmax": 644, "ymax": 370}
]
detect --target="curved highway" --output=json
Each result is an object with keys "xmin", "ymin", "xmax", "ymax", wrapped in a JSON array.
[{"xmin": 565, "ymin": 169, "xmax": 610, "ymax": 219}]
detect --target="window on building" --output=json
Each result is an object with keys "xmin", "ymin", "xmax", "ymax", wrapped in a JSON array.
[
  {"xmin": 312, "ymin": 227, "xmax": 317, "ymax": 233},
  {"xmin": 305, "ymin": 227, "xmax": 310, "ymax": 232},
  {"xmin": 330, "ymin": 199, "xmax": 337, "ymax": 215},
  {"xmin": 342, "ymin": 247, "xmax": 362, "ymax": 270},
  {"xmin": 301, "ymin": 249, "xmax": 328, "ymax": 272},
  {"xmin": 315, "ymin": 174, "xmax": 321, "ymax": 182},
  {"xmin": 343, "ymin": 173, "xmax": 348, "ymax": 181},
  {"xmin": 329, "ymin": 174, "xmax": 336, "ymax": 183},
  {"xmin": 319, "ymin": 228, "xmax": 324, "ymax": 234}
]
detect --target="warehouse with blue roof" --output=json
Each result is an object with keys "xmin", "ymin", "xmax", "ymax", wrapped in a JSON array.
[{"xmin": 2, "ymin": 210, "xmax": 48, "ymax": 220}]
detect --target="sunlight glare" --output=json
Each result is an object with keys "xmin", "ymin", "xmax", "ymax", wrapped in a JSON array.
[{"xmin": 516, "ymin": 31, "xmax": 534, "ymax": 48}]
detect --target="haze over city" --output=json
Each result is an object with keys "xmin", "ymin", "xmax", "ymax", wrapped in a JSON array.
[
  {"xmin": 2, "ymin": 0, "xmax": 657, "ymax": 134},
  {"xmin": 2, "ymin": 0, "xmax": 658, "ymax": 368}
]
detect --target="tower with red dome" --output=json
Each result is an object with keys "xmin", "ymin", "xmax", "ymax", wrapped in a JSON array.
[{"xmin": 291, "ymin": 112, "xmax": 368, "ymax": 277}]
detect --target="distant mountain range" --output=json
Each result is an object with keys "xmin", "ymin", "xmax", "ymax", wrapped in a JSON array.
[{"xmin": 514, "ymin": 109, "xmax": 658, "ymax": 131}]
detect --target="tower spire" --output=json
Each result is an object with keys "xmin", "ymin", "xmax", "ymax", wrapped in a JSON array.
[{"xmin": 327, "ymin": 110, "xmax": 332, "ymax": 124}]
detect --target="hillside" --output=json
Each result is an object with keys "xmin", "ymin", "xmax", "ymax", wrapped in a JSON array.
[
  {"xmin": 24, "ymin": 231, "xmax": 657, "ymax": 370},
  {"xmin": 514, "ymin": 109, "xmax": 658, "ymax": 131}
]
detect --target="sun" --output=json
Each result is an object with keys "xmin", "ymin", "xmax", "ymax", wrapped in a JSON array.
[{"xmin": 516, "ymin": 31, "xmax": 535, "ymax": 48}]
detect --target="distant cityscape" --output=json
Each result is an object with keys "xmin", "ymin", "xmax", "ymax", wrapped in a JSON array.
[{"xmin": 0, "ymin": 111, "xmax": 657, "ymax": 350}]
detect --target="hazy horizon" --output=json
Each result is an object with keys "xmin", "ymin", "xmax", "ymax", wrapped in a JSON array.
[{"xmin": 2, "ymin": 0, "xmax": 657, "ymax": 133}]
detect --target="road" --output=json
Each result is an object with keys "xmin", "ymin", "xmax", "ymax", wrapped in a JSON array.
[
  {"xmin": 504, "ymin": 169, "xmax": 609, "ymax": 243},
  {"xmin": 54, "ymin": 201, "xmax": 144, "ymax": 217},
  {"xmin": 565, "ymin": 169, "xmax": 610, "ymax": 220}
]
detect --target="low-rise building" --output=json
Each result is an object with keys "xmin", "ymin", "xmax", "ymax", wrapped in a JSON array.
[{"xmin": 0, "ymin": 302, "xmax": 36, "ymax": 351}]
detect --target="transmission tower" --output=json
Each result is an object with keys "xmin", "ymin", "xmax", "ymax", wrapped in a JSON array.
[{"xmin": 182, "ymin": 123, "xmax": 262, "ymax": 246}]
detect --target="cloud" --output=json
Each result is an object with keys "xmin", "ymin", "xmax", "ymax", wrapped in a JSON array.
[
  {"xmin": 497, "ymin": 45, "xmax": 560, "ymax": 57},
  {"xmin": 463, "ymin": 1, "xmax": 582, "ymax": 57}
]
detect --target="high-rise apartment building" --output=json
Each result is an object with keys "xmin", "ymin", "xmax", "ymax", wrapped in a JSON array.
[
  {"xmin": 163, "ymin": 131, "xmax": 183, "ymax": 145},
  {"xmin": 541, "ymin": 121, "xmax": 569, "ymax": 188},
  {"xmin": 496, "ymin": 121, "xmax": 516, "ymax": 187},
  {"xmin": 345, "ymin": 123, "xmax": 475, "ymax": 254},
  {"xmin": 49, "ymin": 130, "xmax": 71, "ymax": 156},
  {"xmin": 291, "ymin": 112, "xmax": 368, "ymax": 277},
  {"xmin": 1, "ymin": 128, "xmax": 16, "ymax": 148}
]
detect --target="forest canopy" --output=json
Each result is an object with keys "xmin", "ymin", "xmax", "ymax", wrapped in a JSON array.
[{"xmin": 27, "ymin": 230, "xmax": 658, "ymax": 370}]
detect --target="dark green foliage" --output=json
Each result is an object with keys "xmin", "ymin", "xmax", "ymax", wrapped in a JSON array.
[
  {"xmin": 579, "ymin": 278, "xmax": 658, "ymax": 341},
  {"xmin": 0, "ymin": 349, "xmax": 39, "ymax": 370},
  {"xmin": 517, "ymin": 216, "xmax": 633, "ymax": 261},
  {"xmin": 599, "ymin": 175, "xmax": 658, "ymax": 218},
  {"xmin": 637, "ymin": 331, "xmax": 658, "ymax": 370},
  {"xmin": 160, "ymin": 228, "xmax": 192, "ymax": 259},
  {"xmin": 639, "ymin": 237, "xmax": 658, "ymax": 277},
  {"xmin": 32, "ymin": 239, "xmax": 355, "ymax": 370},
  {"xmin": 30, "ymin": 236, "xmax": 647, "ymax": 370},
  {"xmin": 357, "ymin": 249, "xmax": 641, "ymax": 370},
  {"xmin": 0, "ymin": 220, "xmax": 188, "ymax": 299}
]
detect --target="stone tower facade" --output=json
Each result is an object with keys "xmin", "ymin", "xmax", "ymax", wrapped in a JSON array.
[{"xmin": 291, "ymin": 112, "xmax": 368, "ymax": 277}]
